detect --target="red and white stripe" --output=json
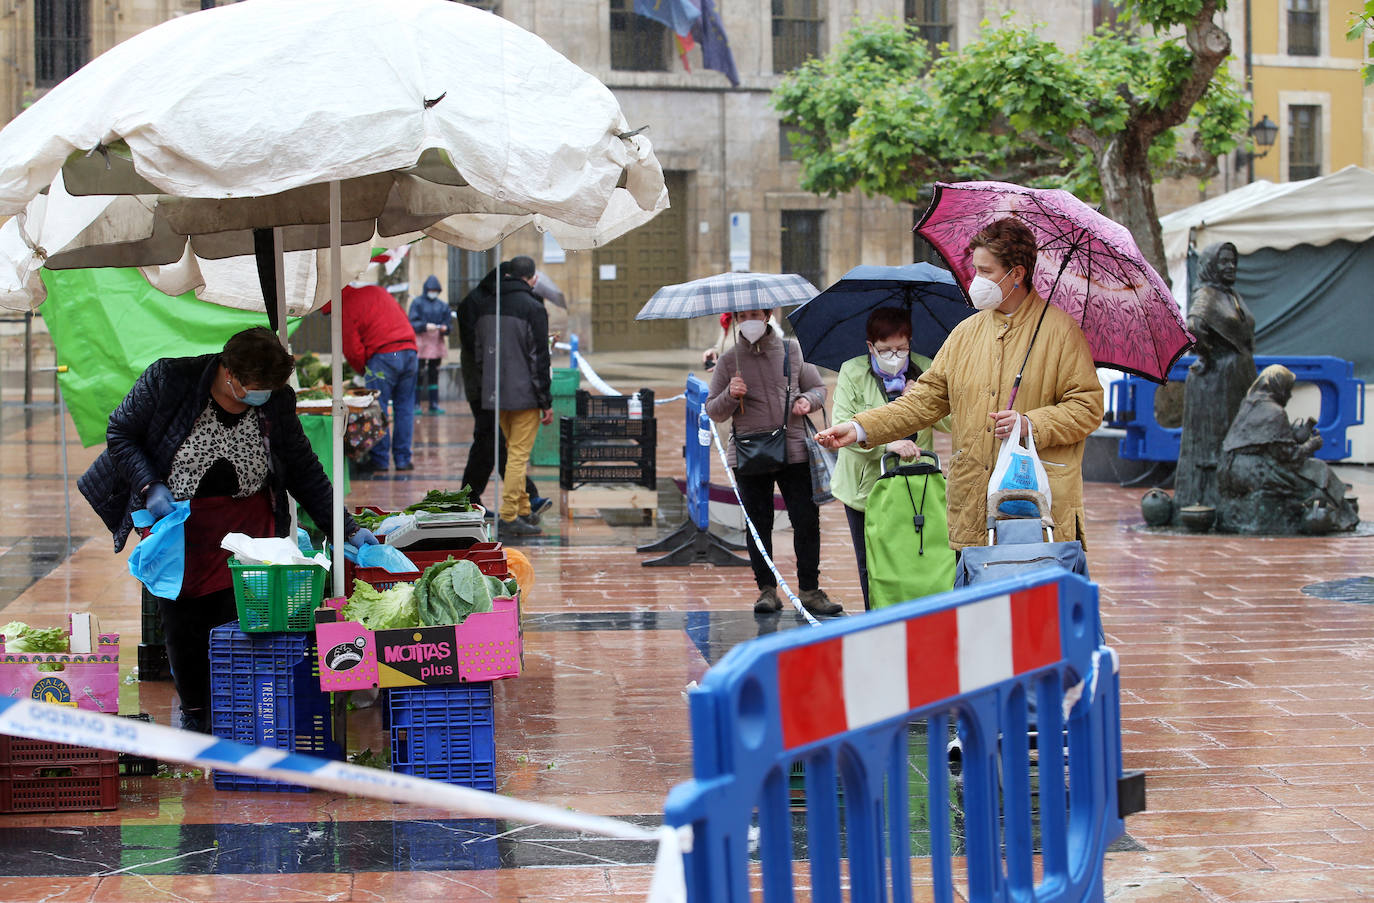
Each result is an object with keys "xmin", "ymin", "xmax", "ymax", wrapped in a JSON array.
[{"xmin": 776, "ymin": 584, "xmax": 1061, "ymax": 750}]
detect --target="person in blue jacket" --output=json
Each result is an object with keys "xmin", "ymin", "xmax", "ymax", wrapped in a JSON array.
[{"xmin": 409, "ymin": 275, "xmax": 452, "ymax": 415}]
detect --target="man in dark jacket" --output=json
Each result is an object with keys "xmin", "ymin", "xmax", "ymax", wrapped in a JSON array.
[
  {"xmin": 338, "ymin": 283, "xmax": 419, "ymax": 472},
  {"xmin": 457, "ymin": 261, "xmax": 550, "ymax": 524},
  {"xmin": 457, "ymin": 256, "xmax": 553, "ymax": 537}
]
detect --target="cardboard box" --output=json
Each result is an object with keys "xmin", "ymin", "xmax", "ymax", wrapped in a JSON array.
[
  {"xmin": 315, "ymin": 597, "xmax": 521, "ymax": 691},
  {"xmin": 0, "ymin": 615, "xmax": 119, "ymax": 714}
]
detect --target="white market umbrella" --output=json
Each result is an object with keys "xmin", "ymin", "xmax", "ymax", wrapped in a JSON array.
[{"xmin": 0, "ymin": 0, "xmax": 667, "ymax": 590}]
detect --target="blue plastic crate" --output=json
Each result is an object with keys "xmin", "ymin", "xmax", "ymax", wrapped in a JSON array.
[
  {"xmin": 387, "ymin": 684, "xmax": 496, "ymax": 792},
  {"xmin": 209, "ymin": 623, "xmax": 342, "ymax": 792}
]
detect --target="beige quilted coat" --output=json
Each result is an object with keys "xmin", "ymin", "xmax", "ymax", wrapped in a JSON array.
[{"xmin": 852, "ymin": 292, "xmax": 1103, "ymax": 549}]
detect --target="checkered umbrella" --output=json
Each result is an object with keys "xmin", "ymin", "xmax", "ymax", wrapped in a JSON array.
[{"xmin": 635, "ymin": 271, "xmax": 819, "ymax": 320}]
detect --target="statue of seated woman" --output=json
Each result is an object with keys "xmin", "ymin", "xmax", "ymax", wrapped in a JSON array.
[{"xmin": 1217, "ymin": 365, "xmax": 1359, "ymax": 534}]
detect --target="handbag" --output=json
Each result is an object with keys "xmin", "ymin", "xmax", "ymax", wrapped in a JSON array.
[
  {"xmin": 988, "ymin": 414, "xmax": 1051, "ymax": 517},
  {"xmin": 802, "ymin": 414, "xmax": 837, "ymax": 505},
  {"xmin": 732, "ymin": 341, "xmax": 792, "ymax": 476}
]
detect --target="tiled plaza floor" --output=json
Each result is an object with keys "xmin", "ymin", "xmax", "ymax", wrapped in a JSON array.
[{"xmin": 0, "ymin": 349, "xmax": 1371, "ymax": 901}]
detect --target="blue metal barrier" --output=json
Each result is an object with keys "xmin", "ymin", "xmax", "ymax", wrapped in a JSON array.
[
  {"xmin": 663, "ymin": 571, "xmax": 1129, "ymax": 903},
  {"xmin": 638, "ymin": 376, "xmax": 750, "ymax": 567},
  {"xmin": 1107, "ymin": 355, "xmax": 1365, "ymax": 461}
]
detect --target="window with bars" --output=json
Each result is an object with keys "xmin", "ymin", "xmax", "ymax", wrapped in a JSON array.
[
  {"xmin": 448, "ymin": 247, "xmax": 499, "ymax": 309},
  {"xmin": 904, "ymin": 0, "xmax": 952, "ymax": 56},
  {"xmin": 34, "ymin": 0, "xmax": 89, "ymax": 88},
  {"xmin": 1092, "ymin": 0, "xmax": 1125, "ymax": 32},
  {"xmin": 772, "ymin": 0, "xmax": 823, "ymax": 73},
  {"xmin": 1287, "ymin": 0, "xmax": 1318, "ymax": 55},
  {"xmin": 1288, "ymin": 105, "xmax": 1321, "ymax": 181},
  {"xmin": 781, "ymin": 210, "xmax": 824, "ymax": 293},
  {"xmin": 610, "ymin": 0, "xmax": 672, "ymax": 72}
]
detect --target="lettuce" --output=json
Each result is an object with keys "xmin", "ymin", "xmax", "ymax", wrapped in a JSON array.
[
  {"xmin": 0, "ymin": 621, "xmax": 68, "ymax": 654},
  {"xmin": 342, "ymin": 580, "xmax": 419, "ymax": 631}
]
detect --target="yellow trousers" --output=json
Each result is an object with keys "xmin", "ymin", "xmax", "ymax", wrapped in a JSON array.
[{"xmin": 497, "ymin": 408, "xmax": 541, "ymax": 522}]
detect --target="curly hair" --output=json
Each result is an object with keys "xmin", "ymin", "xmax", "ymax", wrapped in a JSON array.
[
  {"xmin": 221, "ymin": 327, "xmax": 294, "ymax": 389},
  {"xmin": 967, "ymin": 218, "xmax": 1038, "ymax": 282},
  {"xmin": 865, "ymin": 307, "xmax": 911, "ymax": 343}
]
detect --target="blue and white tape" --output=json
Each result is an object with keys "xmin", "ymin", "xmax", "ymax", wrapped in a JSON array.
[{"xmin": 0, "ymin": 696, "xmax": 689, "ymax": 902}]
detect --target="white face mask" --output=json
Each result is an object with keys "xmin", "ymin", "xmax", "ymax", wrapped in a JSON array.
[
  {"xmin": 968, "ymin": 270, "xmax": 1014, "ymax": 310},
  {"xmin": 871, "ymin": 349, "xmax": 907, "ymax": 375},
  {"xmin": 426, "ymin": 291, "xmax": 439, "ymax": 299},
  {"xmin": 738, "ymin": 320, "xmax": 768, "ymax": 343}
]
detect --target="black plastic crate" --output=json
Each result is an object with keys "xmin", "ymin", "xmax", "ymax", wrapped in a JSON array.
[
  {"xmin": 558, "ymin": 462, "xmax": 656, "ymax": 490},
  {"xmin": 118, "ymin": 715, "xmax": 159, "ymax": 777},
  {"xmin": 137, "ymin": 643, "xmax": 170, "ymax": 682},
  {"xmin": 574, "ymin": 389, "xmax": 654, "ymax": 418},
  {"xmin": 140, "ymin": 587, "xmax": 165, "ymax": 645},
  {"xmin": 559, "ymin": 415, "xmax": 657, "ymax": 442},
  {"xmin": 557, "ymin": 437, "xmax": 657, "ymax": 463}
]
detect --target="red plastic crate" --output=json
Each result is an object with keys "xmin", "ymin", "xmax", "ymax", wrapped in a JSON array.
[
  {"xmin": 344, "ymin": 542, "xmax": 509, "ymax": 589},
  {"xmin": 0, "ymin": 738, "xmax": 118, "ymax": 813}
]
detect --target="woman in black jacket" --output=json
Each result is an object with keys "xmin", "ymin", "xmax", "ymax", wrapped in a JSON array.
[{"xmin": 79, "ymin": 327, "xmax": 375, "ymax": 732}]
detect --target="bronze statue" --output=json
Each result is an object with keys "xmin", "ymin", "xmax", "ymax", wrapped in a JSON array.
[
  {"xmin": 1173, "ymin": 242, "xmax": 1255, "ymax": 526},
  {"xmin": 1217, "ymin": 365, "xmax": 1359, "ymax": 534}
]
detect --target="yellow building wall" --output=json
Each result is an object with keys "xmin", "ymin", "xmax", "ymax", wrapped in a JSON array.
[{"xmin": 1250, "ymin": 65, "xmax": 1365, "ymax": 181}]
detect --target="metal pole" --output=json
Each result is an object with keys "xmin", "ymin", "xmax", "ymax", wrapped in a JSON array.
[
  {"xmin": 37, "ymin": 365, "xmax": 71, "ymax": 556},
  {"xmin": 329, "ymin": 181, "xmax": 345, "ymax": 596},
  {"xmin": 274, "ymin": 226, "xmax": 299, "ymax": 544},
  {"xmin": 492, "ymin": 242, "xmax": 501, "ymax": 540},
  {"xmin": 23, "ymin": 311, "xmax": 32, "ymax": 406}
]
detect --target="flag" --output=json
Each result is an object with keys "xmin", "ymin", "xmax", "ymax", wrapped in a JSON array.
[
  {"xmin": 633, "ymin": 0, "xmax": 700, "ymax": 36},
  {"xmin": 40, "ymin": 267, "xmax": 301, "ymax": 447},
  {"xmin": 692, "ymin": 0, "xmax": 739, "ymax": 88},
  {"xmin": 675, "ymin": 32, "xmax": 695, "ymax": 73},
  {"xmin": 369, "ymin": 243, "xmax": 412, "ymax": 277}
]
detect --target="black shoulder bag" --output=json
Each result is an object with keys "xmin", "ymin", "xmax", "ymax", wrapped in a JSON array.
[{"xmin": 732, "ymin": 341, "xmax": 792, "ymax": 476}]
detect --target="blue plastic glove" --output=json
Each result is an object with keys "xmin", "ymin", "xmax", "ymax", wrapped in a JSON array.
[
  {"xmin": 144, "ymin": 482, "xmax": 174, "ymax": 521},
  {"xmin": 347, "ymin": 527, "xmax": 378, "ymax": 548}
]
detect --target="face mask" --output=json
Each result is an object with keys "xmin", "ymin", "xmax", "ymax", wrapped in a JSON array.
[
  {"xmin": 228, "ymin": 377, "xmax": 272, "ymax": 407},
  {"xmin": 871, "ymin": 349, "xmax": 907, "ymax": 376},
  {"xmin": 738, "ymin": 320, "xmax": 768, "ymax": 343},
  {"xmin": 968, "ymin": 270, "xmax": 1014, "ymax": 310},
  {"xmin": 427, "ymin": 291, "xmax": 439, "ymax": 299}
]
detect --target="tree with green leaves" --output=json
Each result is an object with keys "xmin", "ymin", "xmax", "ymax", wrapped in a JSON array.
[
  {"xmin": 1346, "ymin": 2, "xmax": 1374, "ymax": 83},
  {"xmin": 774, "ymin": 2, "xmax": 1249, "ymax": 280}
]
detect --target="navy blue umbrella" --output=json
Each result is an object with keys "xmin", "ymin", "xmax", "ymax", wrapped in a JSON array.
[{"xmin": 786, "ymin": 263, "xmax": 974, "ymax": 371}]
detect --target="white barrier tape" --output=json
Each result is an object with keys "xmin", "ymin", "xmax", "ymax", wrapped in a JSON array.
[
  {"xmin": 554, "ymin": 342, "xmax": 620, "ymax": 396},
  {"xmin": 1061, "ymin": 647, "xmax": 1113, "ymax": 722},
  {"xmin": 707, "ymin": 421, "xmax": 821, "ymax": 627},
  {"xmin": 0, "ymin": 696, "xmax": 688, "ymax": 902}
]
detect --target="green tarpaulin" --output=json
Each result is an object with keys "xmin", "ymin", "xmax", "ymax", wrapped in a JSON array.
[{"xmin": 40, "ymin": 267, "xmax": 300, "ymax": 447}]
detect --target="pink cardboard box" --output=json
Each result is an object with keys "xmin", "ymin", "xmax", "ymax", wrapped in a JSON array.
[
  {"xmin": 0, "ymin": 628, "xmax": 120, "ymax": 715},
  {"xmin": 315, "ymin": 596, "xmax": 521, "ymax": 691}
]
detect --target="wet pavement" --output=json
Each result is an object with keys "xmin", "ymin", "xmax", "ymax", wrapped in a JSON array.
[{"xmin": 0, "ymin": 350, "xmax": 1372, "ymax": 901}]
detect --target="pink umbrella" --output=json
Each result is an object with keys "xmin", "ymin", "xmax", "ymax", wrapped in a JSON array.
[{"xmin": 916, "ymin": 180, "xmax": 1194, "ymax": 396}]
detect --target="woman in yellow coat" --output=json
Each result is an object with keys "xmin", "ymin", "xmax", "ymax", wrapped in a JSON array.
[{"xmin": 816, "ymin": 219, "xmax": 1103, "ymax": 549}]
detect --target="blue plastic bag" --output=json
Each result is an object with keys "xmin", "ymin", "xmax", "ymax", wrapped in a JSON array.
[
  {"xmin": 128, "ymin": 501, "xmax": 192, "ymax": 599},
  {"xmin": 343, "ymin": 541, "xmax": 417, "ymax": 574}
]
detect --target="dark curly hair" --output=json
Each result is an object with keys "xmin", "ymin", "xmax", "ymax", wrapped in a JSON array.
[
  {"xmin": 967, "ymin": 218, "xmax": 1038, "ymax": 283},
  {"xmin": 865, "ymin": 307, "xmax": 911, "ymax": 343},
  {"xmin": 221, "ymin": 327, "xmax": 294, "ymax": 389}
]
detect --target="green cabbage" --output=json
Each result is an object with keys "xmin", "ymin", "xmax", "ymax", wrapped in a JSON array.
[{"xmin": 341, "ymin": 580, "xmax": 419, "ymax": 631}]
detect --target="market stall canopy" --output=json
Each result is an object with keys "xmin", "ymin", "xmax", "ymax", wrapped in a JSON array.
[
  {"xmin": 0, "ymin": 0, "xmax": 667, "ymax": 310},
  {"xmin": 1159, "ymin": 165, "xmax": 1374, "ymax": 305}
]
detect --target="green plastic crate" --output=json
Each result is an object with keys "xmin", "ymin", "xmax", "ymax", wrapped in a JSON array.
[
  {"xmin": 530, "ymin": 367, "xmax": 581, "ymax": 467},
  {"xmin": 227, "ymin": 557, "xmax": 327, "ymax": 633}
]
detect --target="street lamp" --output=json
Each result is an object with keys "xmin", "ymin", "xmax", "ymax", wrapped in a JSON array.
[{"xmin": 1237, "ymin": 114, "xmax": 1279, "ymax": 182}]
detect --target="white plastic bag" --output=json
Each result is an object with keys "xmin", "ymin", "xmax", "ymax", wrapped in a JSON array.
[
  {"xmin": 988, "ymin": 415, "xmax": 1051, "ymax": 517},
  {"xmin": 220, "ymin": 533, "xmax": 331, "ymax": 570}
]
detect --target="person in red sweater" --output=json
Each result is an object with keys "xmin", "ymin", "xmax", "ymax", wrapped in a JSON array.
[{"xmin": 337, "ymin": 284, "xmax": 419, "ymax": 471}]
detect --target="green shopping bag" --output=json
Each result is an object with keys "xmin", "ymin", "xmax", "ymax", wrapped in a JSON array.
[{"xmin": 864, "ymin": 451, "xmax": 956, "ymax": 609}]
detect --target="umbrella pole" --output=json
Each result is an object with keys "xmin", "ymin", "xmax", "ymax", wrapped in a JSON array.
[
  {"xmin": 492, "ymin": 242, "xmax": 501, "ymax": 540},
  {"xmin": 1007, "ymin": 236, "xmax": 1078, "ymax": 410},
  {"xmin": 274, "ymin": 226, "xmax": 299, "ymax": 544},
  {"xmin": 329, "ymin": 181, "xmax": 345, "ymax": 597}
]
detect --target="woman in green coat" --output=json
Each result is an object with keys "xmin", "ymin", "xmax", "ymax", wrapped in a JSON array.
[{"xmin": 831, "ymin": 307, "xmax": 950, "ymax": 609}]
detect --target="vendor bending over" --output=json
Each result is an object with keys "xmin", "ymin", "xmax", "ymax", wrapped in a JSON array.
[{"xmin": 79, "ymin": 327, "xmax": 377, "ymax": 732}]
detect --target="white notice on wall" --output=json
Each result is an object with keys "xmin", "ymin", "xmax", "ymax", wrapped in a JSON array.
[
  {"xmin": 729, "ymin": 212, "xmax": 751, "ymax": 272},
  {"xmin": 599, "ymin": 264, "xmax": 617, "ymax": 281},
  {"xmin": 542, "ymin": 231, "xmax": 566, "ymax": 264}
]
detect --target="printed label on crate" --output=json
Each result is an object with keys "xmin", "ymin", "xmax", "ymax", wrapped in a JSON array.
[{"xmin": 315, "ymin": 598, "xmax": 522, "ymax": 691}]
